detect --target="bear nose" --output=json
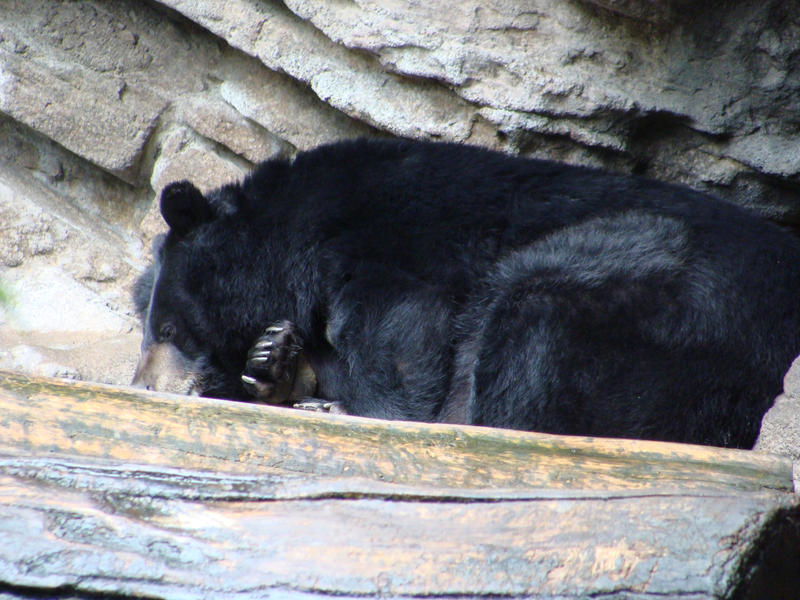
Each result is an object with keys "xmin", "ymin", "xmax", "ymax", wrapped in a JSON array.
[
  {"xmin": 131, "ymin": 370, "xmax": 155, "ymax": 392},
  {"xmin": 130, "ymin": 366, "xmax": 150, "ymax": 390},
  {"xmin": 131, "ymin": 347, "xmax": 157, "ymax": 391}
]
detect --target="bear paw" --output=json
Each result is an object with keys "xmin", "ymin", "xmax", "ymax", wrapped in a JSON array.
[
  {"xmin": 241, "ymin": 320, "xmax": 302, "ymax": 403},
  {"xmin": 293, "ymin": 398, "xmax": 349, "ymax": 415}
]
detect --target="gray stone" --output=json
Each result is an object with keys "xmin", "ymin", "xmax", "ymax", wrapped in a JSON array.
[
  {"xmin": 160, "ymin": 0, "xmax": 479, "ymax": 141},
  {"xmin": 0, "ymin": 44, "xmax": 163, "ymax": 182},
  {"xmin": 218, "ymin": 55, "xmax": 377, "ymax": 150},
  {"xmin": 783, "ymin": 355, "xmax": 800, "ymax": 402},
  {"xmin": 753, "ymin": 393, "xmax": 800, "ymax": 464},
  {"xmin": 149, "ymin": 126, "xmax": 250, "ymax": 196},
  {"xmin": 0, "ymin": 133, "xmax": 142, "ymax": 388},
  {"xmin": 577, "ymin": 0, "xmax": 687, "ymax": 24},
  {"xmin": 753, "ymin": 357, "xmax": 800, "ymax": 461},
  {"xmin": 173, "ymin": 94, "xmax": 291, "ymax": 164}
]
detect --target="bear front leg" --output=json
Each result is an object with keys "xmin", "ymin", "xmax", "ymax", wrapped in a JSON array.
[{"xmin": 241, "ymin": 320, "xmax": 317, "ymax": 405}]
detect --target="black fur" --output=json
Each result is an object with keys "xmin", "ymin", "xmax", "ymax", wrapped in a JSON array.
[
  {"xmin": 160, "ymin": 181, "xmax": 215, "ymax": 237},
  {"xmin": 135, "ymin": 139, "xmax": 800, "ymax": 448}
]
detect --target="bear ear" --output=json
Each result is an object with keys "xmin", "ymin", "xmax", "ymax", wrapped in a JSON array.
[{"xmin": 160, "ymin": 181, "xmax": 215, "ymax": 238}]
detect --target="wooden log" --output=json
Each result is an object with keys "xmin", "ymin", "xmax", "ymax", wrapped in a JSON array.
[
  {"xmin": 0, "ymin": 369, "xmax": 798, "ymax": 599},
  {"xmin": 0, "ymin": 370, "xmax": 793, "ymax": 493}
]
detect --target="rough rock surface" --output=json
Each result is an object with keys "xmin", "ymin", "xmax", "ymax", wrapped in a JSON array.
[
  {"xmin": 755, "ymin": 357, "xmax": 800, "ymax": 480},
  {"xmin": 1, "ymin": 0, "xmax": 798, "ymax": 454}
]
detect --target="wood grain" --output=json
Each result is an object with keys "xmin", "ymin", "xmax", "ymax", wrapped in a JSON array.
[
  {"xmin": 0, "ymin": 370, "xmax": 793, "ymax": 493},
  {"xmin": 0, "ymin": 454, "xmax": 796, "ymax": 599},
  {"xmin": 0, "ymin": 370, "xmax": 798, "ymax": 599}
]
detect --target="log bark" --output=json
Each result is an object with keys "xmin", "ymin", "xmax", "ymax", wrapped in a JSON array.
[{"xmin": 0, "ymin": 369, "xmax": 798, "ymax": 599}]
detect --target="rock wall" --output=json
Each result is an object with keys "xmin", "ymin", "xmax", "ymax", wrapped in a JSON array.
[
  {"xmin": 756, "ymin": 356, "xmax": 800, "ymax": 474},
  {"xmin": 1, "ymin": 0, "xmax": 799, "ymax": 390}
]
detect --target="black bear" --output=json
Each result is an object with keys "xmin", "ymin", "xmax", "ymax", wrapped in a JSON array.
[{"xmin": 132, "ymin": 138, "xmax": 800, "ymax": 448}]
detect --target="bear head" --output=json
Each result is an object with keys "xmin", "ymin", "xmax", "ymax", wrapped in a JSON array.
[{"xmin": 131, "ymin": 179, "xmax": 263, "ymax": 399}]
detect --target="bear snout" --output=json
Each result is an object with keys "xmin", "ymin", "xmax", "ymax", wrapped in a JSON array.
[{"xmin": 131, "ymin": 342, "xmax": 201, "ymax": 396}]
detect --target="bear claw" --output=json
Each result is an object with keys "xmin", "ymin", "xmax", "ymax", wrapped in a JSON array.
[
  {"xmin": 248, "ymin": 351, "xmax": 273, "ymax": 366},
  {"xmin": 241, "ymin": 320, "xmax": 301, "ymax": 402},
  {"xmin": 293, "ymin": 399, "xmax": 348, "ymax": 415}
]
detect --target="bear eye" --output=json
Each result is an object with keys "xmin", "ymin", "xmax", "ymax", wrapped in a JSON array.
[{"xmin": 158, "ymin": 323, "xmax": 176, "ymax": 342}]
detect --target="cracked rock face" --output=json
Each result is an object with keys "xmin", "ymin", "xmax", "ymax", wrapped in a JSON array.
[{"xmin": 1, "ymin": 0, "xmax": 798, "ymax": 452}]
